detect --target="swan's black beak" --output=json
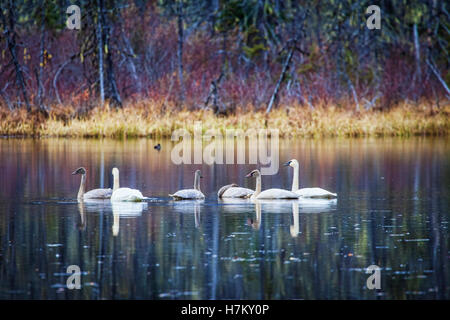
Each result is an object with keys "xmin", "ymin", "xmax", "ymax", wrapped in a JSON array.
[
  {"xmin": 283, "ymin": 161, "xmax": 291, "ymax": 167},
  {"xmin": 245, "ymin": 172, "xmax": 252, "ymax": 178},
  {"xmin": 72, "ymin": 170, "xmax": 78, "ymax": 175},
  {"xmin": 200, "ymin": 175, "xmax": 203, "ymax": 178}
]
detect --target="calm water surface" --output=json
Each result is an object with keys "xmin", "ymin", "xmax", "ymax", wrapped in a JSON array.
[{"xmin": 0, "ymin": 138, "xmax": 449, "ymax": 299}]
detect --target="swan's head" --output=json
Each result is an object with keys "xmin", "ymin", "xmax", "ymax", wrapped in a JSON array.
[
  {"xmin": 195, "ymin": 170, "xmax": 203, "ymax": 178},
  {"xmin": 72, "ymin": 167, "xmax": 86, "ymax": 175},
  {"xmin": 245, "ymin": 169, "xmax": 260, "ymax": 178},
  {"xmin": 112, "ymin": 167, "xmax": 119, "ymax": 176},
  {"xmin": 283, "ymin": 159, "xmax": 299, "ymax": 168}
]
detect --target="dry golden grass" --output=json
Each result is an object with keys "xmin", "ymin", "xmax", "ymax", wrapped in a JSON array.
[{"xmin": 0, "ymin": 99, "xmax": 449, "ymax": 138}]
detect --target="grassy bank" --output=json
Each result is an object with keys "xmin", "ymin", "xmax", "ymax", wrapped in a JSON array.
[{"xmin": 1, "ymin": 100, "xmax": 449, "ymax": 138}]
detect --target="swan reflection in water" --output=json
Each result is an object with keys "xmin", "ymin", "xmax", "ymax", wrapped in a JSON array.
[
  {"xmin": 247, "ymin": 201, "xmax": 262, "ymax": 230},
  {"xmin": 291, "ymin": 199, "xmax": 337, "ymax": 237},
  {"xmin": 290, "ymin": 202, "xmax": 299, "ymax": 237},
  {"xmin": 112, "ymin": 202, "xmax": 148, "ymax": 236},
  {"xmin": 77, "ymin": 202, "xmax": 86, "ymax": 231},
  {"xmin": 77, "ymin": 199, "xmax": 111, "ymax": 231},
  {"xmin": 298, "ymin": 198, "xmax": 337, "ymax": 214},
  {"xmin": 172, "ymin": 201, "xmax": 203, "ymax": 228},
  {"xmin": 243, "ymin": 199, "xmax": 337, "ymax": 235},
  {"xmin": 247, "ymin": 200, "xmax": 296, "ymax": 230}
]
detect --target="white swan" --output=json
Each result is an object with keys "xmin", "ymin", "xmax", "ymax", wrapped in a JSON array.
[
  {"xmin": 72, "ymin": 167, "xmax": 113, "ymax": 202},
  {"xmin": 110, "ymin": 167, "xmax": 145, "ymax": 202},
  {"xmin": 284, "ymin": 159, "xmax": 337, "ymax": 199},
  {"xmin": 169, "ymin": 170, "xmax": 205, "ymax": 200},
  {"xmin": 245, "ymin": 169, "xmax": 299, "ymax": 200},
  {"xmin": 217, "ymin": 183, "xmax": 254, "ymax": 199}
]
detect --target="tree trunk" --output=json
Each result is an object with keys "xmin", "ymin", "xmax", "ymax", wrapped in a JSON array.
[
  {"xmin": 426, "ymin": 59, "xmax": 450, "ymax": 97},
  {"xmin": 103, "ymin": 12, "xmax": 122, "ymax": 107},
  {"xmin": 0, "ymin": 0, "xmax": 31, "ymax": 112},
  {"xmin": 96, "ymin": 0, "xmax": 105, "ymax": 106},
  {"xmin": 266, "ymin": 44, "xmax": 294, "ymax": 114},
  {"xmin": 36, "ymin": 0, "xmax": 48, "ymax": 115},
  {"xmin": 347, "ymin": 76, "xmax": 360, "ymax": 111},
  {"xmin": 413, "ymin": 24, "xmax": 421, "ymax": 81},
  {"xmin": 121, "ymin": 25, "xmax": 141, "ymax": 94},
  {"xmin": 177, "ymin": 1, "xmax": 185, "ymax": 104}
]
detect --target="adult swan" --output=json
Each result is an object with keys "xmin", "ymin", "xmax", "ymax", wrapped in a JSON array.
[
  {"xmin": 169, "ymin": 170, "xmax": 205, "ymax": 200},
  {"xmin": 284, "ymin": 159, "xmax": 337, "ymax": 199},
  {"xmin": 72, "ymin": 167, "xmax": 113, "ymax": 202},
  {"xmin": 217, "ymin": 183, "xmax": 254, "ymax": 199},
  {"xmin": 110, "ymin": 167, "xmax": 145, "ymax": 202},
  {"xmin": 245, "ymin": 169, "xmax": 299, "ymax": 200}
]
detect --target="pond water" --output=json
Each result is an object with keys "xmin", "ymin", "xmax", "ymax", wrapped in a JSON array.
[{"xmin": 0, "ymin": 138, "xmax": 449, "ymax": 300}]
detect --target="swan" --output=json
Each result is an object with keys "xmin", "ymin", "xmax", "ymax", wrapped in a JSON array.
[
  {"xmin": 284, "ymin": 159, "xmax": 337, "ymax": 199},
  {"xmin": 217, "ymin": 183, "xmax": 254, "ymax": 199},
  {"xmin": 245, "ymin": 169, "xmax": 299, "ymax": 200},
  {"xmin": 169, "ymin": 169, "xmax": 205, "ymax": 200},
  {"xmin": 110, "ymin": 167, "xmax": 145, "ymax": 202},
  {"xmin": 72, "ymin": 167, "xmax": 113, "ymax": 202}
]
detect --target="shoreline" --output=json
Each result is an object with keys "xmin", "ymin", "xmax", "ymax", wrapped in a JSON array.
[{"xmin": 1, "ymin": 101, "xmax": 449, "ymax": 139}]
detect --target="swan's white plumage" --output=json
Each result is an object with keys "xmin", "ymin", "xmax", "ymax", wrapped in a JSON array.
[
  {"xmin": 169, "ymin": 189, "xmax": 205, "ymax": 200},
  {"xmin": 221, "ymin": 187, "xmax": 254, "ymax": 198},
  {"xmin": 254, "ymin": 188, "xmax": 299, "ymax": 200},
  {"xmin": 246, "ymin": 169, "xmax": 299, "ymax": 200},
  {"xmin": 217, "ymin": 184, "xmax": 236, "ymax": 197},
  {"xmin": 109, "ymin": 167, "xmax": 145, "ymax": 202},
  {"xmin": 285, "ymin": 159, "xmax": 337, "ymax": 199},
  {"xmin": 111, "ymin": 187, "xmax": 144, "ymax": 202},
  {"xmin": 170, "ymin": 170, "xmax": 205, "ymax": 200},
  {"xmin": 295, "ymin": 187, "xmax": 337, "ymax": 199},
  {"xmin": 83, "ymin": 188, "xmax": 112, "ymax": 200}
]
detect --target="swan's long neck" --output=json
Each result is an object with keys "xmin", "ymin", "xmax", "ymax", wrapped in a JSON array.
[
  {"xmin": 254, "ymin": 175, "xmax": 261, "ymax": 196},
  {"xmin": 77, "ymin": 174, "xmax": 86, "ymax": 201},
  {"xmin": 113, "ymin": 173, "xmax": 120, "ymax": 191},
  {"xmin": 194, "ymin": 173, "xmax": 200, "ymax": 191},
  {"xmin": 292, "ymin": 164, "xmax": 299, "ymax": 192}
]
